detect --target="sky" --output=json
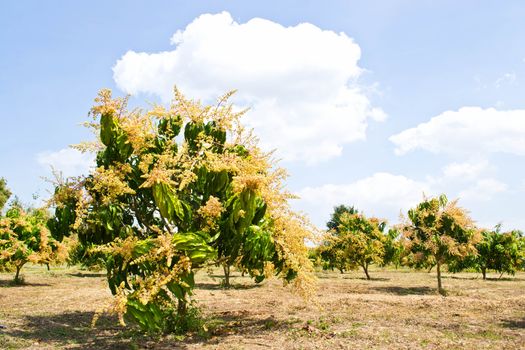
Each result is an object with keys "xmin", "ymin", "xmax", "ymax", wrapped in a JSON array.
[{"xmin": 1, "ymin": 1, "xmax": 525, "ymax": 230}]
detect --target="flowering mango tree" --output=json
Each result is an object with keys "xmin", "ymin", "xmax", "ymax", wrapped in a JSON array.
[
  {"xmin": 50, "ymin": 88, "xmax": 315, "ymax": 333},
  {"xmin": 401, "ymin": 195, "xmax": 480, "ymax": 295},
  {"xmin": 0, "ymin": 204, "xmax": 63, "ymax": 283}
]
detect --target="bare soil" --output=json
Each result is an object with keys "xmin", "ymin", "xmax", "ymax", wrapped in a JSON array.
[{"xmin": 0, "ymin": 265, "xmax": 524, "ymax": 349}]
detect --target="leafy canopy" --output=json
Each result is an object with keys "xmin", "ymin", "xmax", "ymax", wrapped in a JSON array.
[
  {"xmin": 321, "ymin": 206, "xmax": 387, "ymax": 279},
  {"xmin": 0, "ymin": 178, "xmax": 11, "ymax": 212},
  {"xmin": 449, "ymin": 225, "xmax": 524, "ymax": 279},
  {"xmin": 401, "ymin": 194, "xmax": 479, "ymax": 293},
  {"xmin": 50, "ymin": 88, "xmax": 315, "ymax": 332},
  {"xmin": 0, "ymin": 204, "xmax": 65, "ymax": 281}
]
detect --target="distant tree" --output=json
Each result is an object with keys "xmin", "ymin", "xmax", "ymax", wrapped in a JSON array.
[
  {"xmin": 320, "ymin": 205, "xmax": 359, "ymax": 274},
  {"xmin": 401, "ymin": 194, "xmax": 480, "ymax": 295},
  {"xmin": 0, "ymin": 178, "xmax": 12, "ymax": 212},
  {"xmin": 322, "ymin": 208, "xmax": 386, "ymax": 279},
  {"xmin": 327, "ymin": 205, "xmax": 358, "ymax": 232},
  {"xmin": 0, "ymin": 204, "xmax": 62, "ymax": 282},
  {"xmin": 381, "ymin": 228, "xmax": 404, "ymax": 268},
  {"xmin": 449, "ymin": 225, "xmax": 524, "ymax": 279}
]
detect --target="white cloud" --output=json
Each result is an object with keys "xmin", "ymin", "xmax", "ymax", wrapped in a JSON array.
[
  {"xmin": 113, "ymin": 12, "xmax": 385, "ymax": 163},
  {"xmin": 429, "ymin": 160, "xmax": 506, "ymax": 202},
  {"xmin": 296, "ymin": 168, "xmax": 508, "ymax": 228},
  {"xmin": 37, "ymin": 148, "xmax": 94, "ymax": 178},
  {"xmin": 458, "ymin": 178, "xmax": 508, "ymax": 201},
  {"xmin": 390, "ymin": 107, "xmax": 525, "ymax": 156},
  {"xmin": 296, "ymin": 172, "xmax": 430, "ymax": 227},
  {"xmin": 441, "ymin": 159, "xmax": 490, "ymax": 180}
]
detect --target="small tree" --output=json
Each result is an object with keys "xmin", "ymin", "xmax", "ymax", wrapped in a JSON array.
[
  {"xmin": 381, "ymin": 228, "xmax": 404, "ymax": 268},
  {"xmin": 319, "ymin": 205, "xmax": 358, "ymax": 274},
  {"xmin": 326, "ymin": 205, "xmax": 358, "ymax": 231},
  {"xmin": 401, "ymin": 194, "xmax": 479, "ymax": 295},
  {"xmin": 0, "ymin": 178, "xmax": 11, "ymax": 213},
  {"xmin": 50, "ymin": 88, "xmax": 315, "ymax": 333},
  {"xmin": 322, "ymin": 208, "xmax": 386, "ymax": 280},
  {"xmin": 450, "ymin": 226, "xmax": 524, "ymax": 279},
  {"xmin": 0, "ymin": 204, "xmax": 59, "ymax": 282}
]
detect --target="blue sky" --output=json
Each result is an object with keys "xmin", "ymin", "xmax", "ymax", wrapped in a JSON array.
[{"xmin": 2, "ymin": 1, "xmax": 525, "ymax": 230}]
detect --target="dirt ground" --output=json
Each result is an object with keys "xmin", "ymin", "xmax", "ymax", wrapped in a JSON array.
[{"xmin": 0, "ymin": 265, "xmax": 524, "ymax": 349}]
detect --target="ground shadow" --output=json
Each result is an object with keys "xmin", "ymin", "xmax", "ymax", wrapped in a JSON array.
[
  {"xmin": 1, "ymin": 311, "xmax": 133, "ymax": 350},
  {"xmin": 316, "ymin": 273, "xmax": 344, "ymax": 279},
  {"xmin": 68, "ymin": 272, "xmax": 107, "ymax": 278},
  {"xmin": 372, "ymin": 286, "xmax": 435, "ymax": 296},
  {"xmin": 501, "ymin": 318, "xmax": 525, "ymax": 329},
  {"xmin": 343, "ymin": 276, "xmax": 390, "ymax": 281},
  {"xmin": 442, "ymin": 275, "xmax": 524, "ymax": 282},
  {"xmin": 196, "ymin": 282, "xmax": 262, "ymax": 291},
  {"xmin": 0, "ymin": 279, "xmax": 51, "ymax": 288},
  {"xmin": 3, "ymin": 308, "xmax": 295, "ymax": 349},
  {"xmin": 181, "ymin": 310, "xmax": 295, "ymax": 348}
]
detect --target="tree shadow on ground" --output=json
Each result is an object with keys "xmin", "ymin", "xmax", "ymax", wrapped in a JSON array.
[
  {"xmin": 2, "ymin": 309, "xmax": 295, "ymax": 349},
  {"xmin": 196, "ymin": 282, "xmax": 262, "ymax": 291},
  {"xmin": 501, "ymin": 318, "xmax": 525, "ymax": 329},
  {"xmin": 68, "ymin": 272, "xmax": 106, "ymax": 278},
  {"xmin": 342, "ymin": 276, "xmax": 390, "ymax": 282},
  {"xmin": 372, "ymin": 286, "xmax": 435, "ymax": 296},
  {"xmin": 1, "ymin": 311, "xmax": 133, "ymax": 350},
  {"xmin": 182, "ymin": 310, "xmax": 295, "ymax": 348},
  {"xmin": 316, "ymin": 273, "xmax": 344, "ymax": 279},
  {"xmin": 442, "ymin": 275, "xmax": 524, "ymax": 282},
  {"xmin": 0, "ymin": 279, "xmax": 51, "ymax": 287}
]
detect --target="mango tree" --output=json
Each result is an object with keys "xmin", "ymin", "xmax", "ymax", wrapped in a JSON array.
[
  {"xmin": 401, "ymin": 195, "xmax": 479, "ymax": 295},
  {"xmin": 0, "ymin": 178, "xmax": 11, "ymax": 212},
  {"xmin": 319, "ymin": 205, "xmax": 358, "ymax": 273},
  {"xmin": 381, "ymin": 228, "xmax": 404, "ymax": 268},
  {"xmin": 50, "ymin": 89, "xmax": 315, "ymax": 333},
  {"xmin": 322, "ymin": 207, "xmax": 386, "ymax": 279},
  {"xmin": 449, "ymin": 226, "xmax": 523, "ymax": 279},
  {"xmin": 0, "ymin": 204, "xmax": 59, "ymax": 282}
]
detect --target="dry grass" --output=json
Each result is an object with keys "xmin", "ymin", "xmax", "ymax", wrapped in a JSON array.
[{"xmin": 0, "ymin": 265, "xmax": 524, "ymax": 349}]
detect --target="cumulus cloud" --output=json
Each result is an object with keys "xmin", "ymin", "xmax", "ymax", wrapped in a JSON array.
[
  {"xmin": 37, "ymin": 148, "xmax": 94, "ymax": 178},
  {"xmin": 296, "ymin": 172, "xmax": 430, "ymax": 227},
  {"xmin": 441, "ymin": 159, "xmax": 491, "ymax": 180},
  {"xmin": 113, "ymin": 12, "xmax": 385, "ymax": 163},
  {"xmin": 458, "ymin": 178, "xmax": 508, "ymax": 201},
  {"xmin": 389, "ymin": 107, "xmax": 525, "ymax": 156},
  {"xmin": 429, "ymin": 160, "xmax": 506, "ymax": 202},
  {"xmin": 296, "ymin": 167, "xmax": 508, "ymax": 228}
]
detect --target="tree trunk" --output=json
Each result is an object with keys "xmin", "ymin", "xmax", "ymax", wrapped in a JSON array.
[
  {"xmin": 14, "ymin": 264, "xmax": 23, "ymax": 283},
  {"xmin": 481, "ymin": 267, "xmax": 486, "ymax": 280},
  {"xmin": 437, "ymin": 261, "xmax": 444, "ymax": 295},
  {"xmin": 362, "ymin": 264, "xmax": 371, "ymax": 280},
  {"xmin": 223, "ymin": 264, "xmax": 231, "ymax": 288},
  {"xmin": 177, "ymin": 298, "xmax": 187, "ymax": 316}
]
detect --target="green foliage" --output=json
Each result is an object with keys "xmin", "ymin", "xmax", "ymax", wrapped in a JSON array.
[
  {"xmin": 381, "ymin": 228, "xmax": 404, "ymax": 268},
  {"xmin": 321, "ymin": 206, "xmax": 387, "ymax": 279},
  {"xmin": 0, "ymin": 177, "xmax": 11, "ymax": 213},
  {"xmin": 326, "ymin": 205, "xmax": 357, "ymax": 232},
  {"xmin": 51, "ymin": 89, "xmax": 313, "ymax": 333},
  {"xmin": 0, "ymin": 203, "xmax": 60, "ymax": 282},
  {"xmin": 401, "ymin": 194, "xmax": 479, "ymax": 294},
  {"xmin": 448, "ymin": 225, "xmax": 524, "ymax": 279}
]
